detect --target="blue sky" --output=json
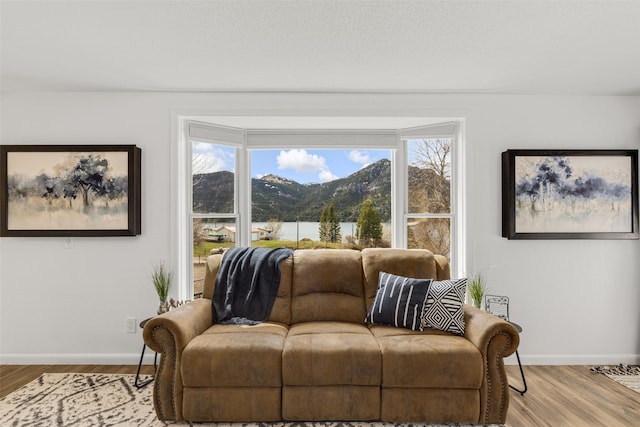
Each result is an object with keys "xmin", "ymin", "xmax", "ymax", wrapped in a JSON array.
[{"xmin": 192, "ymin": 143, "xmax": 390, "ymax": 184}]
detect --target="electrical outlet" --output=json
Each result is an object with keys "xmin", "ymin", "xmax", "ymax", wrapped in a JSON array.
[{"xmin": 126, "ymin": 317, "xmax": 137, "ymax": 334}]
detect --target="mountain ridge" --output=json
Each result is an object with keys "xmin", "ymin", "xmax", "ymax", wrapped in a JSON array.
[
  {"xmin": 193, "ymin": 159, "xmax": 392, "ymax": 222},
  {"xmin": 193, "ymin": 158, "xmax": 448, "ymax": 223}
]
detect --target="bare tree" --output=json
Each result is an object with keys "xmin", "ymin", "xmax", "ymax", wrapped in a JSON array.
[
  {"xmin": 407, "ymin": 139, "xmax": 452, "ymax": 256},
  {"xmin": 409, "ymin": 139, "xmax": 451, "ymax": 214},
  {"xmin": 265, "ymin": 218, "xmax": 283, "ymax": 240},
  {"xmin": 407, "ymin": 218, "xmax": 450, "ymax": 257},
  {"xmin": 193, "ymin": 218, "xmax": 205, "ymax": 246},
  {"xmin": 411, "ymin": 138, "xmax": 451, "ymax": 180},
  {"xmin": 192, "ymin": 153, "xmax": 216, "ymax": 187}
]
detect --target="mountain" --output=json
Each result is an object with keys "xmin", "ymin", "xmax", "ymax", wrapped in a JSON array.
[
  {"xmin": 193, "ymin": 159, "xmax": 392, "ymax": 222},
  {"xmin": 192, "ymin": 170, "xmax": 235, "ymax": 214},
  {"xmin": 193, "ymin": 158, "xmax": 451, "ymax": 223},
  {"xmin": 251, "ymin": 174, "xmax": 309, "ymax": 221}
]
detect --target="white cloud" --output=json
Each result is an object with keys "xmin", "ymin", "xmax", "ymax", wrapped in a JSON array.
[
  {"xmin": 348, "ymin": 150, "xmax": 371, "ymax": 166},
  {"xmin": 318, "ymin": 169, "xmax": 339, "ymax": 182},
  {"xmin": 277, "ymin": 149, "xmax": 340, "ymax": 182},
  {"xmin": 277, "ymin": 149, "xmax": 328, "ymax": 172}
]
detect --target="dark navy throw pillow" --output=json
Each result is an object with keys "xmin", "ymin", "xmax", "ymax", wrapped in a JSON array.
[{"xmin": 365, "ymin": 271, "xmax": 432, "ymax": 331}]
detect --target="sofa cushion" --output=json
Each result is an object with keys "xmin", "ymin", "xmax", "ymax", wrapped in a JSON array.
[
  {"xmin": 181, "ymin": 322, "xmax": 288, "ymax": 387},
  {"xmin": 283, "ymin": 322, "xmax": 381, "ymax": 386},
  {"xmin": 369, "ymin": 325, "xmax": 483, "ymax": 389},
  {"xmin": 283, "ymin": 385, "xmax": 380, "ymax": 421},
  {"xmin": 183, "ymin": 387, "xmax": 282, "ymax": 422},
  {"xmin": 365, "ymin": 271, "xmax": 432, "ymax": 331},
  {"xmin": 422, "ymin": 278, "xmax": 468, "ymax": 335},
  {"xmin": 291, "ymin": 249, "xmax": 365, "ymax": 324},
  {"xmin": 381, "ymin": 388, "xmax": 479, "ymax": 423},
  {"xmin": 362, "ymin": 248, "xmax": 440, "ymax": 311}
]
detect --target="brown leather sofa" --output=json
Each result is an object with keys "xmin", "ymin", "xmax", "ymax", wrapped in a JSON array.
[{"xmin": 143, "ymin": 248, "xmax": 519, "ymax": 424}]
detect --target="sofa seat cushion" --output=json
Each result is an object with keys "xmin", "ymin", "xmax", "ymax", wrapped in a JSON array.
[
  {"xmin": 182, "ymin": 322, "xmax": 288, "ymax": 387},
  {"xmin": 370, "ymin": 325, "xmax": 483, "ymax": 389},
  {"xmin": 283, "ymin": 321, "xmax": 381, "ymax": 386}
]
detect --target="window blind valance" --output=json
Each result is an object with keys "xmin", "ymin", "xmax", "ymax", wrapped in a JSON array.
[
  {"xmin": 188, "ymin": 120, "xmax": 457, "ymax": 146},
  {"xmin": 400, "ymin": 122, "xmax": 457, "ymax": 139}
]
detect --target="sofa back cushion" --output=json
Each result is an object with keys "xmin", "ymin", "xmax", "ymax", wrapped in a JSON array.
[
  {"xmin": 203, "ymin": 250, "xmax": 293, "ymax": 325},
  {"xmin": 361, "ymin": 248, "xmax": 449, "ymax": 312},
  {"xmin": 203, "ymin": 248, "xmax": 449, "ymax": 326},
  {"xmin": 291, "ymin": 249, "xmax": 365, "ymax": 324}
]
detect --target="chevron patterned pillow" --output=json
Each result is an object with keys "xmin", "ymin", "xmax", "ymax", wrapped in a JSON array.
[
  {"xmin": 421, "ymin": 278, "xmax": 468, "ymax": 335},
  {"xmin": 365, "ymin": 271, "xmax": 432, "ymax": 331}
]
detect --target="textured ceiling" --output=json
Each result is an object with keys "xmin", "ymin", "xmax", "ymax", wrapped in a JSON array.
[{"xmin": 2, "ymin": 0, "xmax": 640, "ymax": 95}]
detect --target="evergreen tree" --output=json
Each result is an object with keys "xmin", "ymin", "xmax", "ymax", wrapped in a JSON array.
[
  {"xmin": 319, "ymin": 205, "xmax": 330, "ymax": 243},
  {"xmin": 319, "ymin": 202, "xmax": 341, "ymax": 244},
  {"xmin": 327, "ymin": 203, "xmax": 341, "ymax": 243},
  {"xmin": 356, "ymin": 199, "xmax": 383, "ymax": 247}
]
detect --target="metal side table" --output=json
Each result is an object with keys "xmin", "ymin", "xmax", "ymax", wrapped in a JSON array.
[
  {"xmin": 508, "ymin": 321, "xmax": 528, "ymax": 395},
  {"xmin": 135, "ymin": 317, "xmax": 158, "ymax": 389}
]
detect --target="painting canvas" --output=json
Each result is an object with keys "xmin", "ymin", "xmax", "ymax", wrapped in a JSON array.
[
  {"xmin": 502, "ymin": 149, "xmax": 639, "ymax": 239},
  {"xmin": 1, "ymin": 145, "xmax": 141, "ymax": 237}
]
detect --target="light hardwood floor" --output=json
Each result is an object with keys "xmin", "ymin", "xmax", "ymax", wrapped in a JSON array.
[{"xmin": 1, "ymin": 364, "xmax": 639, "ymax": 426}]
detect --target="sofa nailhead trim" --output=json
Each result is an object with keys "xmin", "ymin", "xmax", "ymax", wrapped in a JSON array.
[
  {"xmin": 151, "ymin": 325, "xmax": 178, "ymax": 421},
  {"xmin": 483, "ymin": 330, "xmax": 512, "ymax": 423}
]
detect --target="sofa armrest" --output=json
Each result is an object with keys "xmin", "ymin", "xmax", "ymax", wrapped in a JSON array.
[
  {"xmin": 143, "ymin": 298, "xmax": 212, "ymax": 421},
  {"xmin": 464, "ymin": 305, "xmax": 520, "ymax": 424}
]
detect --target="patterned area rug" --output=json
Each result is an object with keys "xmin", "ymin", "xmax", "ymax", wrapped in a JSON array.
[
  {"xmin": 0, "ymin": 373, "xmax": 504, "ymax": 427},
  {"xmin": 591, "ymin": 364, "xmax": 640, "ymax": 393}
]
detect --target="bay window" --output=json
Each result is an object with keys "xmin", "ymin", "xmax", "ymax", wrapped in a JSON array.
[{"xmin": 179, "ymin": 119, "xmax": 463, "ymax": 300}]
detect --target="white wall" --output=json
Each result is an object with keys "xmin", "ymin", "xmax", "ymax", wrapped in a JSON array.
[{"xmin": 1, "ymin": 92, "xmax": 639, "ymax": 365}]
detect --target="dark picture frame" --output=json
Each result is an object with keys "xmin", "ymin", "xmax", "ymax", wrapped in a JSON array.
[
  {"xmin": 1, "ymin": 145, "xmax": 141, "ymax": 237},
  {"xmin": 502, "ymin": 149, "xmax": 639, "ymax": 240}
]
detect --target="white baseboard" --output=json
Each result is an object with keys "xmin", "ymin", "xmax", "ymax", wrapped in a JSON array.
[
  {"xmin": 504, "ymin": 353, "xmax": 640, "ymax": 366},
  {"xmin": 0, "ymin": 353, "xmax": 158, "ymax": 365}
]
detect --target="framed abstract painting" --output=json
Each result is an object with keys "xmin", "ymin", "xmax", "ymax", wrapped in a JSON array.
[
  {"xmin": 1, "ymin": 145, "xmax": 141, "ymax": 237},
  {"xmin": 502, "ymin": 149, "xmax": 638, "ymax": 240}
]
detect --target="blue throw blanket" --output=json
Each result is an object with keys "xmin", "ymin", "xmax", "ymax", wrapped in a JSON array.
[{"xmin": 212, "ymin": 247, "xmax": 293, "ymax": 325}]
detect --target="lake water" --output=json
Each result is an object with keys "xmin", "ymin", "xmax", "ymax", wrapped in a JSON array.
[{"xmin": 254, "ymin": 221, "xmax": 361, "ymax": 241}]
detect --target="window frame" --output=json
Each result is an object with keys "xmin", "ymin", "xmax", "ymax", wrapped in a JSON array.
[{"xmin": 399, "ymin": 122, "xmax": 464, "ymax": 275}]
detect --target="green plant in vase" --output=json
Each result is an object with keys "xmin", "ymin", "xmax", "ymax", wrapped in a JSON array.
[
  {"xmin": 468, "ymin": 273, "xmax": 487, "ymax": 309},
  {"xmin": 151, "ymin": 261, "xmax": 173, "ymax": 314}
]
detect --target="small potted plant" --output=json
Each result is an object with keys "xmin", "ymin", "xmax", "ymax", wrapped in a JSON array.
[
  {"xmin": 468, "ymin": 273, "xmax": 487, "ymax": 309},
  {"xmin": 151, "ymin": 261, "xmax": 173, "ymax": 314}
]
